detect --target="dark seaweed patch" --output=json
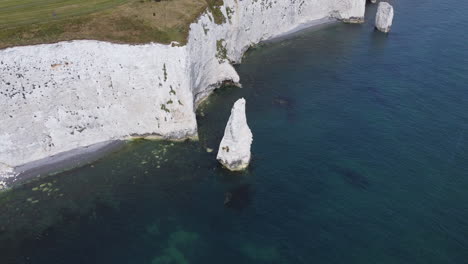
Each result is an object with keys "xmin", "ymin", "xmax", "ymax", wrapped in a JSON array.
[
  {"xmin": 334, "ymin": 166, "xmax": 370, "ymax": 189},
  {"xmin": 224, "ymin": 184, "xmax": 253, "ymax": 211},
  {"xmin": 272, "ymin": 95, "xmax": 296, "ymax": 122},
  {"xmin": 272, "ymin": 95, "xmax": 295, "ymax": 109},
  {"xmin": 365, "ymin": 85, "xmax": 394, "ymax": 109}
]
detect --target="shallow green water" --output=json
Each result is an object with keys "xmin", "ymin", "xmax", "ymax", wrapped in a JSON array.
[{"xmin": 1, "ymin": 1, "xmax": 468, "ymax": 263}]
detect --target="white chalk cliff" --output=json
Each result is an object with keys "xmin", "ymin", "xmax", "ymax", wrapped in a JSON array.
[
  {"xmin": 217, "ymin": 98, "xmax": 252, "ymax": 171},
  {"xmin": 0, "ymin": 0, "xmax": 366, "ymax": 181},
  {"xmin": 375, "ymin": 2, "xmax": 394, "ymax": 33}
]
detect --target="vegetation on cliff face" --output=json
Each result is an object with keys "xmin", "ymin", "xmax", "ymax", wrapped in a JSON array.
[
  {"xmin": 0, "ymin": 0, "xmax": 226, "ymax": 49},
  {"xmin": 216, "ymin": 38, "xmax": 228, "ymax": 63},
  {"xmin": 206, "ymin": 0, "xmax": 226, "ymax": 25}
]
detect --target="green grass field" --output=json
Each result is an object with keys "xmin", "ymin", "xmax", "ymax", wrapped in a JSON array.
[
  {"xmin": 0, "ymin": 0, "xmax": 129, "ymax": 28},
  {"xmin": 0, "ymin": 0, "xmax": 213, "ymax": 49}
]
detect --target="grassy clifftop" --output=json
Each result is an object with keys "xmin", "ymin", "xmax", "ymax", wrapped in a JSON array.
[{"xmin": 0, "ymin": 0, "xmax": 224, "ymax": 49}]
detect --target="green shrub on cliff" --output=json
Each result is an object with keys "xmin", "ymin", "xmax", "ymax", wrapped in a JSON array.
[
  {"xmin": 206, "ymin": 0, "xmax": 226, "ymax": 25},
  {"xmin": 216, "ymin": 39, "xmax": 228, "ymax": 63}
]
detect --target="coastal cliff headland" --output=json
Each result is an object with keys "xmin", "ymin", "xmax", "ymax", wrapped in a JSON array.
[{"xmin": 0, "ymin": 0, "xmax": 366, "ymax": 186}]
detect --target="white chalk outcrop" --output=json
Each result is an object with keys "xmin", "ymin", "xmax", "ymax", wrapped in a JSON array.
[
  {"xmin": 0, "ymin": 163, "xmax": 15, "ymax": 188},
  {"xmin": 217, "ymin": 98, "xmax": 252, "ymax": 171},
  {"xmin": 375, "ymin": 2, "xmax": 394, "ymax": 33},
  {"xmin": 0, "ymin": 0, "xmax": 366, "ymax": 183}
]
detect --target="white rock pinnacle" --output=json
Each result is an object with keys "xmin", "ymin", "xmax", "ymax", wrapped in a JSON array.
[
  {"xmin": 375, "ymin": 2, "xmax": 394, "ymax": 33},
  {"xmin": 217, "ymin": 98, "xmax": 253, "ymax": 171}
]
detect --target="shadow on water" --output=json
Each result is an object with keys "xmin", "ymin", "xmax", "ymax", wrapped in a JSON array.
[
  {"xmin": 332, "ymin": 166, "xmax": 370, "ymax": 190},
  {"xmin": 272, "ymin": 95, "xmax": 295, "ymax": 108},
  {"xmin": 364, "ymin": 85, "xmax": 395, "ymax": 109},
  {"xmin": 272, "ymin": 95, "xmax": 296, "ymax": 122},
  {"xmin": 224, "ymin": 184, "xmax": 254, "ymax": 212}
]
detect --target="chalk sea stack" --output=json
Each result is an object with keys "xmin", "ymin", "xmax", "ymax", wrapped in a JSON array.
[
  {"xmin": 217, "ymin": 98, "xmax": 253, "ymax": 171},
  {"xmin": 375, "ymin": 2, "xmax": 394, "ymax": 33}
]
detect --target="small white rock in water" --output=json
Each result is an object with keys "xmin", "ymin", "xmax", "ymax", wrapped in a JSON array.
[
  {"xmin": 370, "ymin": 0, "xmax": 377, "ymax": 4},
  {"xmin": 217, "ymin": 98, "xmax": 253, "ymax": 171},
  {"xmin": 375, "ymin": 2, "xmax": 394, "ymax": 33}
]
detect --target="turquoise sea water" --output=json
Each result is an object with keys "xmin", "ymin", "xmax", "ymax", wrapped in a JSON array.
[{"xmin": 1, "ymin": 1, "xmax": 468, "ymax": 263}]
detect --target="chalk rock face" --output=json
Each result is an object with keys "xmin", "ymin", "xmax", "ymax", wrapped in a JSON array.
[
  {"xmin": 188, "ymin": 0, "xmax": 367, "ymax": 104},
  {"xmin": 217, "ymin": 99, "xmax": 253, "ymax": 171},
  {"xmin": 375, "ymin": 2, "xmax": 394, "ymax": 33},
  {"xmin": 0, "ymin": 0, "xmax": 365, "ymax": 181}
]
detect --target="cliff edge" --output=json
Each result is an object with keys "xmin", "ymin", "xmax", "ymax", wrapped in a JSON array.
[{"xmin": 0, "ymin": 0, "xmax": 366, "ymax": 184}]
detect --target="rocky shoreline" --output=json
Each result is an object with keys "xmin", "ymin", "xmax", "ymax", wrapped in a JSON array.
[{"xmin": 0, "ymin": 0, "xmax": 366, "ymax": 187}]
